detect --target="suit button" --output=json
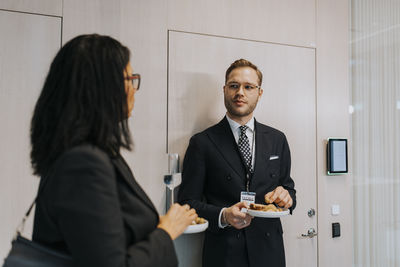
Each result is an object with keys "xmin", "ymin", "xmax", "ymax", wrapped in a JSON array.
[
  {"xmin": 237, "ymin": 233, "xmax": 240, "ymax": 239},
  {"xmin": 265, "ymin": 232, "xmax": 270, "ymax": 238},
  {"xmin": 270, "ymin": 173, "xmax": 277, "ymax": 178},
  {"xmin": 227, "ymin": 175, "xmax": 232, "ymax": 181}
]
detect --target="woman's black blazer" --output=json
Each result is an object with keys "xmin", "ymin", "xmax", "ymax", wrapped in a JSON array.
[{"xmin": 32, "ymin": 144, "xmax": 177, "ymax": 267}]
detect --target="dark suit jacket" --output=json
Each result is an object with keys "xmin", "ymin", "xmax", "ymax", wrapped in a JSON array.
[
  {"xmin": 178, "ymin": 117, "xmax": 296, "ymax": 267},
  {"xmin": 33, "ymin": 145, "xmax": 177, "ymax": 267}
]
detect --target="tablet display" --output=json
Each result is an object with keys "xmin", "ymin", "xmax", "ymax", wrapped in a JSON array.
[{"xmin": 327, "ymin": 138, "xmax": 348, "ymax": 174}]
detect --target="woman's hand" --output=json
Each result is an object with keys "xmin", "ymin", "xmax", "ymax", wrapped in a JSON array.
[{"xmin": 157, "ymin": 203, "xmax": 198, "ymax": 240}]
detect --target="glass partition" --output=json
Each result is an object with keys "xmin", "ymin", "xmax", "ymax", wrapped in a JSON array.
[{"xmin": 350, "ymin": 0, "xmax": 400, "ymax": 266}]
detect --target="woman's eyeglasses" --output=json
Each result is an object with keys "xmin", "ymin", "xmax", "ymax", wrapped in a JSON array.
[{"xmin": 125, "ymin": 73, "xmax": 141, "ymax": 90}]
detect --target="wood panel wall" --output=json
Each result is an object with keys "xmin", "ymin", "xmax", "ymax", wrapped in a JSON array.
[{"xmin": 0, "ymin": 1, "xmax": 351, "ymax": 266}]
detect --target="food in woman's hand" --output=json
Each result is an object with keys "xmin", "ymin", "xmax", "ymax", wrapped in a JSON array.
[
  {"xmin": 249, "ymin": 203, "xmax": 282, "ymax": 212},
  {"xmin": 191, "ymin": 217, "xmax": 206, "ymax": 225}
]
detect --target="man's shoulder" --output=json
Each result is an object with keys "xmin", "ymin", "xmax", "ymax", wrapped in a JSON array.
[
  {"xmin": 189, "ymin": 124, "xmax": 216, "ymax": 143},
  {"xmin": 256, "ymin": 121, "xmax": 286, "ymax": 139},
  {"xmin": 191, "ymin": 118, "xmax": 225, "ymax": 137}
]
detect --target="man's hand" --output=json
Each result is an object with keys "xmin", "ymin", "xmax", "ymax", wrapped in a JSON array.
[
  {"xmin": 222, "ymin": 202, "xmax": 253, "ymax": 229},
  {"xmin": 265, "ymin": 186, "xmax": 293, "ymax": 209}
]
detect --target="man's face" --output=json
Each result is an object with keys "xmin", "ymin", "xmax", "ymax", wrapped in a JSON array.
[{"xmin": 223, "ymin": 67, "xmax": 263, "ymax": 119}]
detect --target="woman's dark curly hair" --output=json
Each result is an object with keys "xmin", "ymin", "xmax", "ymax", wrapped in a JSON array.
[{"xmin": 30, "ymin": 34, "xmax": 132, "ymax": 176}]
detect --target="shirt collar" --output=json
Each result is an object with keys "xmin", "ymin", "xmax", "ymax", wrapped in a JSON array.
[{"xmin": 226, "ymin": 114, "xmax": 255, "ymax": 132}]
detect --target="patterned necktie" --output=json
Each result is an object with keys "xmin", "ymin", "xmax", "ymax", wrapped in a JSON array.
[{"xmin": 238, "ymin": 125, "xmax": 252, "ymax": 170}]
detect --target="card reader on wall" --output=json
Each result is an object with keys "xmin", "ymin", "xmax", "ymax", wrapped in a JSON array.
[{"xmin": 327, "ymin": 138, "xmax": 348, "ymax": 175}]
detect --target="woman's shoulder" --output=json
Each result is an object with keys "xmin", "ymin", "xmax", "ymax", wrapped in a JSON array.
[
  {"xmin": 42, "ymin": 145, "xmax": 118, "ymax": 198},
  {"xmin": 54, "ymin": 144, "xmax": 114, "ymax": 173},
  {"xmin": 63, "ymin": 144, "xmax": 110, "ymax": 160}
]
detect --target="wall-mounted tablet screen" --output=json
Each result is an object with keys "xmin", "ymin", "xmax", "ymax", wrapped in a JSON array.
[{"xmin": 327, "ymin": 138, "xmax": 348, "ymax": 175}]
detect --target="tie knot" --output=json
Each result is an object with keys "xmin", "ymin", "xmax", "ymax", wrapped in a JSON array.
[{"xmin": 239, "ymin": 125, "xmax": 248, "ymax": 135}]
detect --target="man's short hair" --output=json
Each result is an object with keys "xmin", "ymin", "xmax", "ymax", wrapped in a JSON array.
[{"xmin": 225, "ymin": 59, "xmax": 263, "ymax": 86}]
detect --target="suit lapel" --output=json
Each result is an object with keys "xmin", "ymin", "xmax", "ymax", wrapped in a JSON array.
[
  {"xmin": 110, "ymin": 156, "xmax": 158, "ymax": 214},
  {"xmin": 252, "ymin": 120, "xmax": 273, "ymax": 183},
  {"xmin": 207, "ymin": 117, "xmax": 246, "ymax": 178}
]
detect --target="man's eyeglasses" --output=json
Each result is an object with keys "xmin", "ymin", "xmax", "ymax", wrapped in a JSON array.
[
  {"xmin": 125, "ymin": 73, "xmax": 141, "ymax": 90},
  {"xmin": 226, "ymin": 82, "xmax": 260, "ymax": 91}
]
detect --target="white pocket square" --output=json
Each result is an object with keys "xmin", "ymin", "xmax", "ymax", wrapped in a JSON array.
[{"xmin": 269, "ymin": 155, "xmax": 279, "ymax": 160}]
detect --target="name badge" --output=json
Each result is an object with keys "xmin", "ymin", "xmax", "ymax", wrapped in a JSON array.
[{"xmin": 240, "ymin": 191, "xmax": 256, "ymax": 212}]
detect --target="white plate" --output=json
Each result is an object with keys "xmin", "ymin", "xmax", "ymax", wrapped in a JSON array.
[
  {"xmin": 183, "ymin": 220, "xmax": 209, "ymax": 234},
  {"xmin": 247, "ymin": 209, "xmax": 290, "ymax": 218}
]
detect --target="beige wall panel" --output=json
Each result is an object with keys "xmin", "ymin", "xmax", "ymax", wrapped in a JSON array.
[
  {"xmin": 0, "ymin": 0, "xmax": 62, "ymax": 16},
  {"xmin": 316, "ymin": 0, "xmax": 352, "ymax": 266},
  {"xmin": 168, "ymin": 31, "xmax": 317, "ymax": 267},
  {"xmin": 0, "ymin": 10, "xmax": 61, "ymax": 260},
  {"xmin": 62, "ymin": 0, "xmax": 170, "ymax": 212},
  {"xmin": 167, "ymin": 0, "xmax": 316, "ymax": 48},
  {"xmin": 62, "ymin": 0, "xmax": 122, "ymax": 44},
  {"xmin": 119, "ymin": 0, "xmax": 169, "ymax": 212}
]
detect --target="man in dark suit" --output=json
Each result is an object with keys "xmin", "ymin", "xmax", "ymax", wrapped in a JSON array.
[{"xmin": 178, "ymin": 59, "xmax": 296, "ymax": 267}]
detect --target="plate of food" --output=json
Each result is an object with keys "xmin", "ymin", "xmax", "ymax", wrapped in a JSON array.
[
  {"xmin": 247, "ymin": 203, "xmax": 289, "ymax": 218},
  {"xmin": 184, "ymin": 217, "xmax": 208, "ymax": 234}
]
